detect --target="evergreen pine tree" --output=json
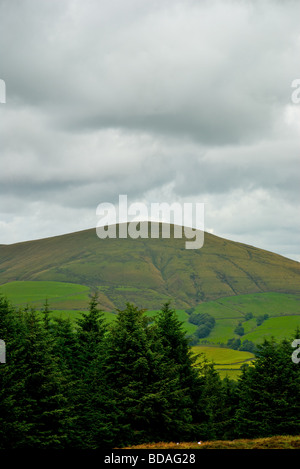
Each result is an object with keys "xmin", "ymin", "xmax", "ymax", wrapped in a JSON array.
[
  {"xmin": 75, "ymin": 293, "xmax": 107, "ymax": 372},
  {"xmin": 221, "ymin": 375, "xmax": 239, "ymax": 440},
  {"xmin": 21, "ymin": 308, "xmax": 74, "ymax": 447},
  {"xmin": 0, "ymin": 305, "xmax": 73, "ymax": 448},
  {"xmin": 71, "ymin": 293, "xmax": 111, "ymax": 448},
  {"xmin": 42, "ymin": 298, "xmax": 51, "ymax": 330},
  {"xmin": 0, "ymin": 297, "xmax": 31, "ymax": 448},
  {"xmin": 154, "ymin": 302, "xmax": 204, "ymax": 440},
  {"xmin": 50, "ymin": 316, "xmax": 78, "ymax": 376},
  {"xmin": 235, "ymin": 336, "xmax": 300, "ymax": 438},
  {"xmin": 192, "ymin": 356, "xmax": 228, "ymax": 440},
  {"xmin": 103, "ymin": 303, "xmax": 195, "ymax": 446}
]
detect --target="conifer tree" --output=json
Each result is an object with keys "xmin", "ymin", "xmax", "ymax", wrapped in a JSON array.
[
  {"xmin": 195, "ymin": 360, "xmax": 227, "ymax": 440},
  {"xmin": 0, "ymin": 297, "xmax": 30, "ymax": 448},
  {"xmin": 71, "ymin": 293, "xmax": 111, "ymax": 448},
  {"xmin": 154, "ymin": 302, "xmax": 205, "ymax": 440},
  {"xmin": 75, "ymin": 293, "xmax": 107, "ymax": 371},
  {"xmin": 0, "ymin": 305, "xmax": 73, "ymax": 448},
  {"xmin": 50, "ymin": 316, "xmax": 78, "ymax": 376},
  {"xmin": 103, "ymin": 303, "xmax": 195, "ymax": 446},
  {"xmin": 235, "ymin": 336, "xmax": 300, "ymax": 438},
  {"xmin": 103, "ymin": 303, "xmax": 154, "ymax": 445},
  {"xmin": 42, "ymin": 298, "xmax": 51, "ymax": 330},
  {"xmin": 221, "ymin": 375, "xmax": 239, "ymax": 440},
  {"xmin": 21, "ymin": 308, "xmax": 74, "ymax": 447}
]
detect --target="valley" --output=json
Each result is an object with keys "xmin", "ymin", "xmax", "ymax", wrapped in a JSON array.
[{"xmin": 0, "ymin": 224, "xmax": 299, "ymax": 379}]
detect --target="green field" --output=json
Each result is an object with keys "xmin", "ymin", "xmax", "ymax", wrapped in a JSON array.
[
  {"xmin": 194, "ymin": 291, "xmax": 300, "ymax": 318},
  {"xmin": 1, "ymin": 280, "xmax": 299, "ymax": 379},
  {"xmin": 244, "ymin": 316, "xmax": 300, "ymax": 342},
  {"xmin": 194, "ymin": 292, "xmax": 300, "ymax": 346},
  {"xmin": 0, "ymin": 280, "xmax": 91, "ymax": 310},
  {"xmin": 192, "ymin": 345, "xmax": 255, "ymax": 379},
  {"xmin": 1, "ymin": 281, "xmax": 299, "ymax": 346}
]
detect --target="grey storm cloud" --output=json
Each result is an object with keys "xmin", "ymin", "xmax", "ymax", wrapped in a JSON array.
[{"xmin": 0, "ymin": 0, "xmax": 299, "ymax": 260}]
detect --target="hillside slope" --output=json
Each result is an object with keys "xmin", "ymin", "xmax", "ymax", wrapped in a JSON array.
[{"xmin": 0, "ymin": 223, "xmax": 299, "ymax": 310}]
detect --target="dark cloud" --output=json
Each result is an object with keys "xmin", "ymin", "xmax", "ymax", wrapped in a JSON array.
[{"xmin": 0, "ymin": 0, "xmax": 299, "ymax": 260}]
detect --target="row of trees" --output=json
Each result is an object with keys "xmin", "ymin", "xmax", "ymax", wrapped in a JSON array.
[
  {"xmin": 227, "ymin": 337, "xmax": 256, "ymax": 353},
  {"xmin": 0, "ymin": 294, "xmax": 299, "ymax": 448},
  {"xmin": 187, "ymin": 311, "xmax": 216, "ymax": 341}
]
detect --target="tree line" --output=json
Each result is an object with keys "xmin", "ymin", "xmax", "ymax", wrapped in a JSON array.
[
  {"xmin": 0, "ymin": 294, "xmax": 299, "ymax": 449},
  {"xmin": 187, "ymin": 310, "xmax": 216, "ymax": 342}
]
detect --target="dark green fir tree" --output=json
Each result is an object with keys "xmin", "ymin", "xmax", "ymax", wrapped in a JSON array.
[{"xmin": 235, "ymin": 335, "xmax": 300, "ymax": 438}]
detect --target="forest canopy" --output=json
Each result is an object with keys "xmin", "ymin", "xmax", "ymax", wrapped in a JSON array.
[{"xmin": 0, "ymin": 294, "xmax": 299, "ymax": 449}]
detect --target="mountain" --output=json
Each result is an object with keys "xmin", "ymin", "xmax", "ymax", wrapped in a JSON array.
[{"xmin": 0, "ymin": 223, "xmax": 299, "ymax": 310}]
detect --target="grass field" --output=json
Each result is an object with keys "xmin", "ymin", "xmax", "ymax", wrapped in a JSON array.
[
  {"xmin": 1, "ymin": 280, "xmax": 299, "ymax": 379},
  {"xmin": 244, "ymin": 316, "xmax": 300, "ymax": 342},
  {"xmin": 192, "ymin": 345, "xmax": 255, "ymax": 379},
  {"xmin": 195, "ymin": 291, "xmax": 300, "ymax": 346},
  {"xmin": 0, "ymin": 280, "xmax": 91, "ymax": 310},
  {"xmin": 194, "ymin": 291, "xmax": 300, "ymax": 319},
  {"xmin": 192, "ymin": 345, "xmax": 254, "ymax": 364}
]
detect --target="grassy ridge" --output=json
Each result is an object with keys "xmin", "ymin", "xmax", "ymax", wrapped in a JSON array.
[
  {"xmin": 0, "ymin": 225, "xmax": 299, "ymax": 310},
  {"xmin": 124, "ymin": 435, "xmax": 300, "ymax": 449}
]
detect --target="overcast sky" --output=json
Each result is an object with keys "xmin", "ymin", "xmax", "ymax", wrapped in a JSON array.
[{"xmin": 0, "ymin": 0, "xmax": 299, "ymax": 261}]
